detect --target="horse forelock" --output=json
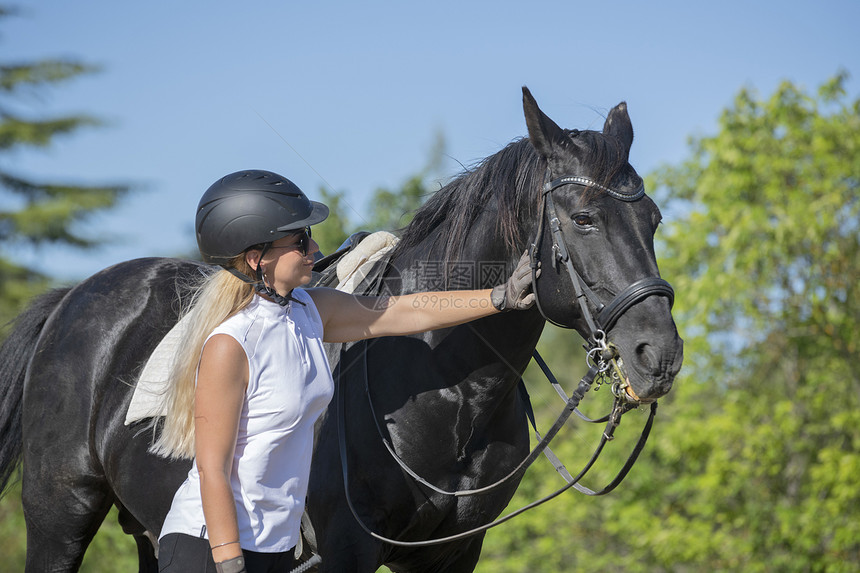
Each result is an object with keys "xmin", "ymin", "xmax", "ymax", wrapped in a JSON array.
[{"xmin": 565, "ymin": 128, "xmax": 640, "ymax": 205}]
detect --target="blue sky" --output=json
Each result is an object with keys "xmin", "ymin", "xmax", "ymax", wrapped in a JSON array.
[{"xmin": 3, "ymin": 1, "xmax": 858, "ymax": 281}]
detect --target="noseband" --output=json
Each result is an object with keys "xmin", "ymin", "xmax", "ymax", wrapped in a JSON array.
[{"xmin": 529, "ymin": 170, "xmax": 675, "ymax": 390}]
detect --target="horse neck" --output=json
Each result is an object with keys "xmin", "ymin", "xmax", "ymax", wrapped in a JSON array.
[
  {"xmin": 384, "ymin": 149, "xmax": 546, "ymax": 397},
  {"xmin": 393, "ymin": 214, "xmax": 546, "ymax": 398}
]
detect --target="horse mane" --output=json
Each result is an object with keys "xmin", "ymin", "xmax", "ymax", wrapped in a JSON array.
[
  {"xmin": 391, "ymin": 127, "xmax": 635, "ymax": 267},
  {"xmin": 391, "ymin": 137, "xmax": 543, "ymax": 266}
]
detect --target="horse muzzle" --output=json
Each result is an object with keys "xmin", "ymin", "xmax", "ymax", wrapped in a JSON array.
[{"xmin": 613, "ymin": 331, "xmax": 684, "ymax": 403}]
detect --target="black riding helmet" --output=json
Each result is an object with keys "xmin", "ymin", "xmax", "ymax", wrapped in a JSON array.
[{"xmin": 196, "ymin": 169, "xmax": 329, "ymax": 267}]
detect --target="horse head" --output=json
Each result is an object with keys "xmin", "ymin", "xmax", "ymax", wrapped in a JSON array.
[{"xmin": 523, "ymin": 87, "xmax": 683, "ymax": 403}]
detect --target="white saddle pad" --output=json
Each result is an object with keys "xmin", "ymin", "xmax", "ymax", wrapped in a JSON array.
[
  {"xmin": 335, "ymin": 231, "xmax": 398, "ymax": 293},
  {"xmin": 125, "ymin": 314, "xmax": 191, "ymax": 425}
]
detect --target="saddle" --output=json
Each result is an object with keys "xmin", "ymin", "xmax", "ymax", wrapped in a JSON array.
[{"xmin": 313, "ymin": 230, "xmax": 398, "ymax": 292}]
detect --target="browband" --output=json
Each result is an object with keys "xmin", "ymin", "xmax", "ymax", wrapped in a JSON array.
[{"xmin": 543, "ymin": 175, "xmax": 645, "ymax": 202}]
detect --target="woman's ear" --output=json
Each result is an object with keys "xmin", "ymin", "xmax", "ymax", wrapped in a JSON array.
[{"xmin": 245, "ymin": 248, "xmax": 261, "ymax": 271}]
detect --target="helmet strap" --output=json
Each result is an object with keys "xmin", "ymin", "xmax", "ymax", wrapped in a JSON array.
[
  {"xmin": 250, "ymin": 243, "xmax": 306, "ymax": 307},
  {"xmin": 223, "ymin": 266, "xmax": 257, "ymax": 285}
]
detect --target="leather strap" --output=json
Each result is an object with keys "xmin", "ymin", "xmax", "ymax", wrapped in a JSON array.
[{"xmin": 597, "ymin": 277, "xmax": 674, "ymax": 332}]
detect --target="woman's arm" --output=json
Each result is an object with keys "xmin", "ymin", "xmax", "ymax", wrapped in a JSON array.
[
  {"xmin": 308, "ymin": 288, "xmax": 498, "ymax": 343},
  {"xmin": 194, "ymin": 334, "xmax": 248, "ymax": 563},
  {"xmin": 308, "ymin": 251, "xmax": 537, "ymax": 343}
]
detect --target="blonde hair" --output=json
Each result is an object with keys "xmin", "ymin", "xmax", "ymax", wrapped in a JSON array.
[{"xmin": 149, "ymin": 255, "xmax": 256, "ymax": 460}]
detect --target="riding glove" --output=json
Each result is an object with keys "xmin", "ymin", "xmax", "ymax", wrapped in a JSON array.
[
  {"xmin": 215, "ymin": 556, "xmax": 247, "ymax": 573},
  {"xmin": 491, "ymin": 251, "xmax": 539, "ymax": 311}
]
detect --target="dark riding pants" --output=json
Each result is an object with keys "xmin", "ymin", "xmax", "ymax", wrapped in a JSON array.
[{"xmin": 158, "ymin": 533, "xmax": 300, "ymax": 573}]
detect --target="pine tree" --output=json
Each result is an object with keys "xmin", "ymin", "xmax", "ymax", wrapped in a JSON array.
[{"xmin": 0, "ymin": 6, "xmax": 130, "ymax": 326}]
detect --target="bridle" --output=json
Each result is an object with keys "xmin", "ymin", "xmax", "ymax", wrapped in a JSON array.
[
  {"xmin": 530, "ymin": 169, "xmax": 675, "ymax": 399},
  {"xmin": 333, "ymin": 170, "xmax": 677, "ymax": 548}
]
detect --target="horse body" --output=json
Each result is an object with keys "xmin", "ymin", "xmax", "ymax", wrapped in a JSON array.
[{"xmin": 0, "ymin": 89, "xmax": 683, "ymax": 572}]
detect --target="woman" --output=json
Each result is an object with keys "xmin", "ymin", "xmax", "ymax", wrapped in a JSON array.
[{"xmin": 153, "ymin": 170, "xmax": 535, "ymax": 573}]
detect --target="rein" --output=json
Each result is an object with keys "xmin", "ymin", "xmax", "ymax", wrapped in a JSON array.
[
  {"xmin": 358, "ymin": 340, "xmax": 646, "ymax": 499},
  {"xmin": 525, "ymin": 350, "xmax": 654, "ymax": 495},
  {"xmin": 336, "ymin": 341, "xmax": 657, "ymax": 547}
]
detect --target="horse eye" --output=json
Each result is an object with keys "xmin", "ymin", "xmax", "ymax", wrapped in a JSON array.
[{"xmin": 573, "ymin": 214, "xmax": 593, "ymax": 227}]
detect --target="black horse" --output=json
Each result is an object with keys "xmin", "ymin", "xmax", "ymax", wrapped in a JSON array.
[{"xmin": 0, "ymin": 88, "xmax": 682, "ymax": 572}]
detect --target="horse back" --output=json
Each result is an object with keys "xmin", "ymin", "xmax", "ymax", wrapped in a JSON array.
[{"xmin": 21, "ymin": 258, "xmax": 201, "ymax": 535}]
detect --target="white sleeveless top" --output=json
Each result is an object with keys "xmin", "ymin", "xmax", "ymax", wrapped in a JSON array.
[{"xmin": 160, "ymin": 289, "xmax": 334, "ymax": 552}]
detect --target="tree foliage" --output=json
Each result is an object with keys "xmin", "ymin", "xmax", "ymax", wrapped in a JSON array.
[
  {"xmin": 477, "ymin": 73, "xmax": 860, "ymax": 572},
  {"xmin": 0, "ymin": 7, "xmax": 129, "ymax": 327},
  {"xmin": 363, "ymin": 173, "xmax": 432, "ymax": 232},
  {"xmin": 647, "ymin": 72, "xmax": 860, "ymax": 570},
  {"xmin": 311, "ymin": 186, "xmax": 352, "ymax": 256}
]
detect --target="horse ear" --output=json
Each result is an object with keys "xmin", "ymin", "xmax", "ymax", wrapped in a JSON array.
[
  {"xmin": 603, "ymin": 102, "xmax": 634, "ymax": 153},
  {"xmin": 523, "ymin": 86, "xmax": 567, "ymax": 159}
]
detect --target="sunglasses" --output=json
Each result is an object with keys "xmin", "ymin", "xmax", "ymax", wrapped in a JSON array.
[{"xmin": 268, "ymin": 227, "xmax": 312, "ymax": 256}]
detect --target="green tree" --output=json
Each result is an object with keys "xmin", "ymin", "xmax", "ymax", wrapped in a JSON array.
[
  {"xmin": 478, "ymin": 74, "xmax": 860, "ymax": 572},
  {"xmin": 0, "ymin": 6, "xmax": 129, "ymax": 328},
  {"xmin": 644, "ymin": 72, "xmax": 860, "ymax": 571},
  {"xmin": 364, "ymin": 173, "xmax": 431, "ymax": 232},
  {"xmin": 311, "ymin": 186, "xmax": 351, "ymax": 256}
]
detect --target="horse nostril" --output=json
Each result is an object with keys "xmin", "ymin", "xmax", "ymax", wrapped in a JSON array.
[{"xmin": 635, "ymin": 342, "xmax": 661, "ymax": 377}]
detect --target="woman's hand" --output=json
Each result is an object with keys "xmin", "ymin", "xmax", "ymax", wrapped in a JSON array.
[{"xmin": 491, "ymin": 251, "xmax": 539, "ymax": 311}]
